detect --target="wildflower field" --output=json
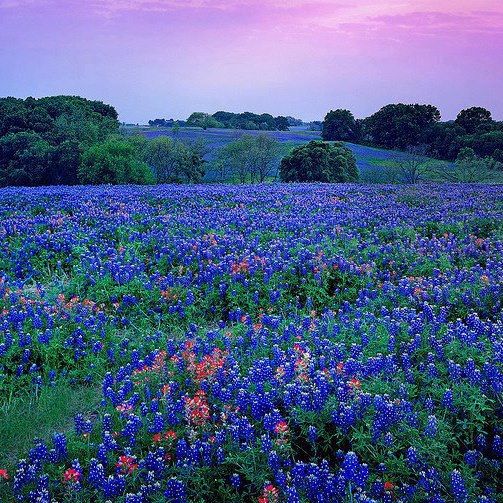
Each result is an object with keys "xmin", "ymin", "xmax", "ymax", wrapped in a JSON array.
[{"xmin": 0, "ymin": 183, "xmax": 502, "ymax": 502}]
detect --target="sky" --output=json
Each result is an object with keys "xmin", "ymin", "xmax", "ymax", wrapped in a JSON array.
[{"xmin": 0, "ymin": 0, "xmax": 502, "ymax": 123}]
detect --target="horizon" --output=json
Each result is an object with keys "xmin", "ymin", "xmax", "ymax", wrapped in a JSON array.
[{"xmin": 1, "ymin": 0, "xmax": 502, "ymax": 123}]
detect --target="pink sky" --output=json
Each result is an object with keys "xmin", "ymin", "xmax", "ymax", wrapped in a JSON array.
[{"xmin": 1, "ymin": 0, "xmax": 502, "ymax": 122}]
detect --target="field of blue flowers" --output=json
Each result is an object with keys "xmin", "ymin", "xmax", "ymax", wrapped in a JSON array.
[{"xmin": 0, "ymin": 183, "xmax": 502, "ymax": 502}]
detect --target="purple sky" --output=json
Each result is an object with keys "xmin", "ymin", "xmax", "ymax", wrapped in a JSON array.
[{"xmin": 1, "ymin": 0, "xmax": 502, "ymax": 123}]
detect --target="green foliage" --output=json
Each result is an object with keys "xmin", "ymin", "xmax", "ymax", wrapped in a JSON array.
[
  {"xmin": 455, "ymin": 107, "xmax": 493, "ymax": 134},
  {"xmin": 432, "ymin": 147, "xmax": 503, "ymax": 183},
  {"xmin": 194, "ymin": 111, "xmax": 291, "ymax": 131},
  {"xmin": 212, "ymin": 133, "xmax": 281, "ymax": 183},
  {"xmin": 186, "ymin": 112, "xmax": 223, "ymax": 130},
  {"xmin": 143, "ymin": 136, "xmax": 205, "ymax": 183},
  {"xmin": 0, "ymin": 383, "xmax": 100, "ymax": 469},
  {"xmin": 362, "ymin": 103, "xmax": 441, "ymax": 150},
  {"xmin": 322, "ymin": 109, "xmax": 358, "ymax": 142},
  {"xmin": 0, "ymin": 95, "xmax": 119, "ymax": 186},
  {"xmin": 78, "ymin": 137, "xmax": 154, "ymax": 185},
  {"xmin": 0, "ymin": 131, "xmax": 54, "ymax": 186},
  {"xmin": 280, "ymin": 141, "xmax": 358, "ymax": 183}
]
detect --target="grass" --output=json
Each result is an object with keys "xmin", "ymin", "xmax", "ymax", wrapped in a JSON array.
[{"xmin": 0, "ymin": 383, "xmax": 101, "ymax": 469}]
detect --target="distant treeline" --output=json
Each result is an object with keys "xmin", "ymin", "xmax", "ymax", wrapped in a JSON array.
[
  {"xmin": 148, "ymin": 118, "xmax": 187, "ymax": 128},
  {"xmin": 178, "ymin": 112, "xmax": 304, "ymax": 131},
  {"xmin": 322, "ymin": 104, "xmax": 503, "ymax": 163}
]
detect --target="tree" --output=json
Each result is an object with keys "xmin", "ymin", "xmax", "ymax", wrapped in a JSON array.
[
  {"xmin": 395, "ymin": 156, "xmax": 431, "ymax": 184},
  {"xmin": 143, "ymin": 136, "xmax": 205, "ymax": 183},
  {"xmin": 462, "ymin": 130, "xmax": 503, "ymax": 159},
  {"xmin": 48, "ymin": 140, "xmax": 81, "ymax": 185},
  {"xmin": 455, "ymin": 107, "xmax": 492, "ymax": 134},
  {"xmin": 78, "ymin": 137, "xmax": 154, "ymax": 185},
  {"xmin": 363, "ymin": 104, "xmax": 441, "ymax": 150},
  {"xmin": 274, "ymin": 116, "xmax": 290, "ymax": 131},
  {"xmin": 322, "ymin": 109, "xmax": 358, "ymax": 142},
  {"xmin": 433, "ymin": 147, "xmax": 501, "ymax": 183},
  {"xmin": 249, "ymin": 134, "xmax": 282, "ymax": 182},
  {"xmin": 0, "ymin": 95, "xmax": 120, "ymax": 186},
  {"xmin": 280, "ymin": 141, "xmax": 358, "ymax": 183},
  {"xmin": 186, "ymin": 112, "xmax": 222, "ymax": 130},
  {"xmin": 212, "ymin": 134, "xmax": 281, "ymax": 183},
  {"xmin": 0, "ymin": 132, "xmax": 54, "ymax": 186}
]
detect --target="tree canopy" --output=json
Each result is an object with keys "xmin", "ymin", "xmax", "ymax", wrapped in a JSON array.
[
  {"xmin": 212, "ymin": 134, "xmax": 281, "ymax": 183},
  {"xmin": 322, "ymin": 109, "xmax": 358, "ymax": 142},
  {"xmin": 0, "ymin": 95, "xmax": 119, "ymax": 186},
  {"xmin": 280, "ymin": 141, "xmax": 358, "ymax": 183},
  {"xmin": 78, "ymin": 137, "xmax": 154, "ymax": 185}
]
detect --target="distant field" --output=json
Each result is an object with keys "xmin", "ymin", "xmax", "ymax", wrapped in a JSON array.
[{"xmin": 141, "ymin": 127, "xmax": 438, "ymax": 182}]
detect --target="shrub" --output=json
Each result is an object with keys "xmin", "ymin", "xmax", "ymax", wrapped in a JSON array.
[
  {"xmin": 280, "ymin": 140, "xmax": 358, "ymax": 182},
  {"xmin": 78, "ymin": 137, "xmax": 154, "ymax": 185}
]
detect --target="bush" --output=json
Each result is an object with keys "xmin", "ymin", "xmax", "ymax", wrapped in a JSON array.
[
  {"xmin": 78, "ymin": 137, "xmax": 154, "ymax": 185},
  {"xmin": 280, "ymin": 141, "xmax": 358, "ymax": 182}
]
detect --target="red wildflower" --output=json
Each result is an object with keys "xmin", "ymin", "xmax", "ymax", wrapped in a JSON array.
[
  {"xmin": 116, "ymin": 455, "xmax": 138, "ymax": 474},
  {"xmin": 259, "ymin": 484, "xmax": 279, "ymax": 503},
  {"xmin": 384, "ymin": 481, "xmax": 395, "ymax": 492},
  {"xmin": 349, "ymin": 377, "xmax": 361, "ymax": 389},
  {"xmin": 0, "ymin": 469, "xmax": 9, "ymax": 480},
  {"xmin": 274, "ymin": 420, "xmax": 289, "ymax": 435},
  {"xmin": 192, "ymin": 348, "xmax": 227, "ymax": 382},
  {"xmin": 63, "ymin": 468, "xmax": 81, "ymax": 483}
]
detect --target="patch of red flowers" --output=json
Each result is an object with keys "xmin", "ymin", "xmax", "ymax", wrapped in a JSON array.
[
  {"xmin": 0, "ymin": 469, "xmax": 9, "ymax": 480},
  {"xmin": 349, "ymin": 377, "xmax": 361, "ymax": 390},
  {"xmin": 153, "ymin": 429, "xmax": 177, "ymax": 444},
  {"xmin": 231, "ymin": 259, "xmax": 249, "ymax": 275},
  {"xmin": 384, "ymin": 481, "xmax": 395, "ymax": 492},
  {"xmin": 274, "ymin": 420, "xmax": 289, "ymax": 435},
  {"xmin": 193, "ymin": 348, "xmax": 227, "ymax": 382},
  {"xmin": 185, "ymin": 389, "xmax": 210, "ymax": 426}
]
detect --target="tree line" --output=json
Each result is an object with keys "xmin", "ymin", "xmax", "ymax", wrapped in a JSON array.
[
  {"xmin": 0, "ymin": 95, "xmax": 358, "ymax": 186},
  {"xmin": 322, "ymin": 104, "xmax": 503, "ymax": 164},
  {"xmin": 185, "ymin": 111, "xmax": 296, "ymax": 131}
]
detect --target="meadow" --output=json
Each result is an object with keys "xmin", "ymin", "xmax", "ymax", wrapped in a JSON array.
[
  {"xmin": 141, "ymin": 127, "xmax": 432, "ymax": 182},
  {"xmin": 0, "ymin": 183, "xmax": 502, "ymax": 502}
]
